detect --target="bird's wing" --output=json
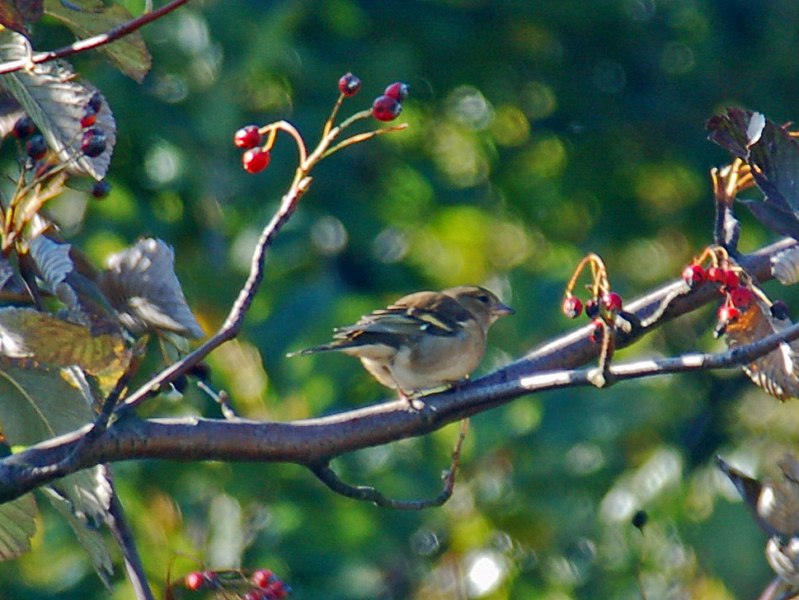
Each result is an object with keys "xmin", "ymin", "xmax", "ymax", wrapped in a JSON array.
[{"xmin": 335, "ymin": 292, "xmax": 472, "ymax": 341}]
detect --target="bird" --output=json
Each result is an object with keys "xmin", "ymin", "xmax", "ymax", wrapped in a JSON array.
[
  {"xmin": 717, "ymin": 454, "xmax": 799, "ymax": 588},
  {"xmin": 289, "ymin": 286, "xmax": 514, "ymax": 397}
]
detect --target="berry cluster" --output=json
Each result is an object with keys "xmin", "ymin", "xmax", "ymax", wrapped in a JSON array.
[
  {"xmin": 80, "ymin": 92, "xmax": 108, "ymax": 159},
  {"xmin": 12, "ymin": 115, "xmax": 47, "ymax": 161},
  {"xmin": 233, "ymin": 125, "xmax": 270, "ymax": 174},
  {"xmin": 371, "ymin": 81, "xmax": 408, "ymax": 122},
  {"xmin": 182, "ymin": 567, "xmax": 291, "ymax": 599},
  {"xmin": 337, "ymin": 72, "xmax": 408, "ymax": 121},
  {"xmin": 234, "ymin": 73, "xmax": 408, "ymax": 175},
  {"xmin": 562, "ymin": 290, "xmax": 624, "ymax": 344},
  {"xmin": 682, "ymin": 262, "xmax": 752, "ymax": 332}
]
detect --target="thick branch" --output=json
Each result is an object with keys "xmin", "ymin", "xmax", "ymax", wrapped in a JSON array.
[{"xmin": 0, "ymin": 240, "xmax": 796, "ymax": 504}]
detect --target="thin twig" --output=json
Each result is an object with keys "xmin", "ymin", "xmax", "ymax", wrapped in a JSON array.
[
  {"xmin": 115, "ymin": 106, "xmax": 402, "ymax": 415},
  {"xmin": 106, "ymin": 476, "xmax": 155, "ymax": 600},
  {"xmin": 309, "ymin": 419, "xmax": 468, "ymax": 509},
  {"xmin": 0, "ymin": 0, "xmax": 191, "ymax": 76}
]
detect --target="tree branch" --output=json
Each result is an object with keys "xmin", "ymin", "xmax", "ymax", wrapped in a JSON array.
[
  {"xmin": 309, "ymin": 418, "xmax": 468, "ymax": 509},
  {"xmin": 0, "ymin": 240, "xmax": 797, "ymax": 505},
  {"xmin": 0, "ymin": 0, "xmax": 191, "ymax": 76}
]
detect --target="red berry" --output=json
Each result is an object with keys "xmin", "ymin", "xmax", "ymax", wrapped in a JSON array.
[
  {"xmin": 25, "ymin": 134, "xmax": 47, "ymax": 160},
  {"xmin": 80, "ymin": 110, "xmax": 97, "ymax": 128},
  {"xmin": 771, "ymin": 300, "xmax": 790, "ymax": 320},
  {"xmin": 585, "ymin": 298, "xmax": 600, "ymax": 319},
  {"xmin": 562, "ymin": 296, "xmax": 583, "ymax": 319},
  {"xmin": 707, "ymin": 266, "xmax": 725, "ymax": 284},
  {"xmin": 81, "ymin": 128, "xmax": 107, "ymax": 157},
  {"xmin": 252, "ymin": 569, "xmax": 275, "ymax": 588},
  {"xmin": 384, "ymin": 81, "xmax": 409, "ymax": 101},
  {"xmin": 682, "ymin": 264, "xmax": 706, "ymax": 288},
  {"xmin": 729, "ymin": 286, "xmax": 753, "ymax": 309},
  {"xmin": 372, "ymin": 95, "xmax": 402, "ymax": 121},
  {"xmin": 589, "ymin": 318, "xmax": 605, "ymax": 344},
  {"xmin": 602, "ymin": 291, "xmax": 623, "ymax": 313},
  {"xmin": 723, "ymin": 269, "xmax": 740, "ymax": 289},
  {"xmin": 717, "ymin": 304, "xmax": 740, "ymax": 325},
  {"xmin": 12, "ymin": 116, "xmax": 36, "ymax": 139},
  {"xmin": 184, "ymin": 571, "xmax": 205, "ymax": 591},
  {"xmin": 242, "ymin": 148, "xmax": 271, "ymax": 173},
  {"xmin": 338, "ymin": 72, "xmax": 361, "ymax": 97},
  {"xmin": 234, "ymin": 125, "xmax": 262, "ymax": 149}
]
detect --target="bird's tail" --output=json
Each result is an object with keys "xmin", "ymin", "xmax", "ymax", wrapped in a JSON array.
[{"xmin": 286, "ymin": 343, "xmax": 341, "ymax": 357}]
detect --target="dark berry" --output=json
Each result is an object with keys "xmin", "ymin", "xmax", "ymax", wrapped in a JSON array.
[
  {"xmin": 632, "ymin": 510, "xmax": 648, "ymax": 531},
  {"xmin": 268, "ymin": 580, "xmax": 289, "ymax": 599},
  {"xmin": 184, "ymin": 571, "xmax": 205, "ymax": 591},
  {"xmin": 87, "ymin": 91, "xmax": 103, "ymax": 113},
  {"xmin": 729, "ymin": 286, "xmax": 753, "ymax": 309},
  {"xmin": 602, "ymin": 291, "xmax": 623, "ymax": 313},
  {"xmin": 707, "ymin": 266, "xmax": 725, "ymax": 284},
  {"xmin": 188, "ymin": 362, "xmax": 211, "ymax": 381},
  {"xmin": 589, "ymin": 318, "xmax": 605, "ymax": 344},
  {"xmin": 173, "ymin": 374, "xmax": 188, "ymax": 394},
  {"xmin": 12, "ymin": 115, "xmax": 36, "ymax": 139},
  {"xmin": 80, "ymin": 110, "xmax": 97, "ymax": 128},
  {"xmin": 81, "ymin": 128, "xmax": 107, "ymax": 157},
  {"xmin": 372, "ymin": 95, "xmax": 402, "ymax": 121},
  {"xmin": 234, "ymin": 125, "xmax": 262, "ymax": 149},
  {"xmin": 682, "ymin": 264, "xmax": 706, "ymax": 288},
  {"xmin": 562, "ymin": 296, "xmax": 583, "ymax": 319},
  {"xmin": 384, "ymin": 81, "xmax": 409, "ymax": 101},
  {"xmin": 252, "ymin": 569, "xmax": 275, "ymax": 588},
  {"xmin": 585, "ymin": 298, "xmax": 600, "ymax": 319},
  {"xmin": 338, "ymin": 72, "xmax": 361, "ymax": 97},
  {"xmin": 242, "ymin": 148, "xmax": 271, "ymax": 173},
  {"xmin": 201, "ymin": 571, "xmax": 219, "ymax": 588},
  {"xmin": 771, "ymin": 300, "xmax": 790, "ymax": 320},
  {"xmin": 25, "ymin": 135, "xmax": 47, "ymax": 160},
  {"xmin": 91, "ymin": 179, "xmax": 111, "ymax": 199}
]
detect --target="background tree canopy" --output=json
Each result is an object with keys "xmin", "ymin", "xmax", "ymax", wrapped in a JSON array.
[{"xmin": 4, "ymin": 0, "xmax": 799, "ymax": 598}]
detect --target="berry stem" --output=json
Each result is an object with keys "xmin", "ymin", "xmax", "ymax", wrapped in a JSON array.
[{"xmin": 322, "ymin": 123, "xmax": 409, "ymax": 159}]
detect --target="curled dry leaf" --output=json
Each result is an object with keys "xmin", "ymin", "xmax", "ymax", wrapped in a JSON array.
[
  {"xmin": 772, "ymin": 245, "xmax": 799, "ymax": 285},
  {"xmin": 98, "ymin": 238, "xmax": 204, "ymax": 339},
  {"xmin": 724, "ymin": 296, "xmax": 799, "ymax": 401},
  {"xmin": 28, "ymin": 235, "xmax": 119, "ymax": 335}
]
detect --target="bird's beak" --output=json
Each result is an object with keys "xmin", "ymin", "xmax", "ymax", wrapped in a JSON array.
[{"xmin": 493, "ymin": 302, "xmax": 515, "ymax": 317}]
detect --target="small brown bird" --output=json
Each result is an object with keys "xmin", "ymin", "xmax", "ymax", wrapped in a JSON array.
[{"xmin": 289, "ymin": 286, "xmax": 514, "ymax": 397}]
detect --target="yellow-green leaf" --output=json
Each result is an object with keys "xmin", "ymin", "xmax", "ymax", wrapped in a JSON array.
[{"xmin": 0, "ymin": 307, "xmax": 130, "ymax": 393}]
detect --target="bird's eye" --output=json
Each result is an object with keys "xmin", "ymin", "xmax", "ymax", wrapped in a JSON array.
[{"xmin": 476, "ymin": 293, "xmax": 490, "ymax": 303}]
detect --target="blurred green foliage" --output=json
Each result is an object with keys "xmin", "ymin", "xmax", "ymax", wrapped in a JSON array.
[{"xmin": 5, "ymin": 0, "xmax": 799, "ymax": 598}]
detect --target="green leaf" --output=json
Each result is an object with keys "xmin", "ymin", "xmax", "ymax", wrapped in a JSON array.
[
  {"xmin": 0, "ymin": 29, "xmax": 116, "ymax": 179},
  {"xmin": 42, "ymin": 484, "xmax": 113, "ymax": 588},
  {"xmin": 44, "ymin": 0, "xmax": 151, "ymax": 83},
  {"xmin": 0, "ymin": 362, "xmax": 114, "ymax": 581},
  {"xmin": 0, "ymin": 493, "xmax": 37, "ymax": 560}
]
